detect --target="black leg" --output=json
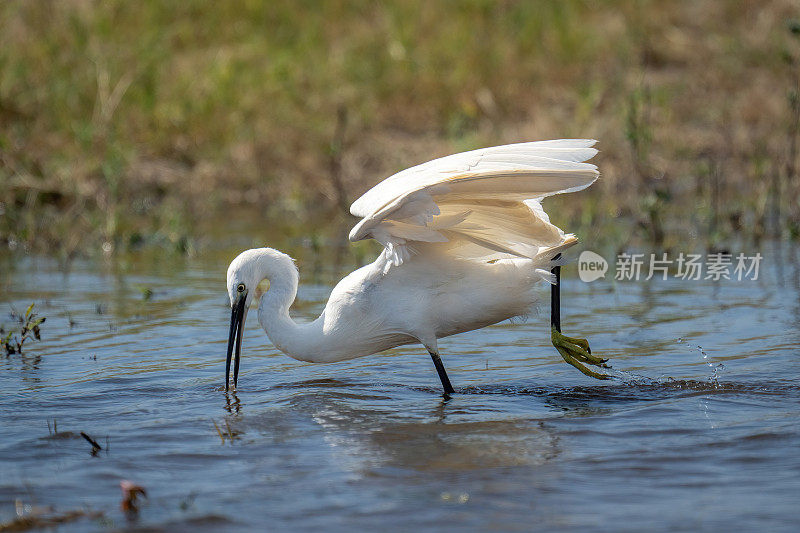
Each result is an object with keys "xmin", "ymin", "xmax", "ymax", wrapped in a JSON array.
[
  {"xmin": 428, "ymin": 350, "xmax": 455, "ymax": 395},
  {"xmin": 550, "ymin": 252, "xmax": 611, "ymax": 379},
  {"xmin": 551, "ymin": 253, "xmax": 561, "ymax": 333}
]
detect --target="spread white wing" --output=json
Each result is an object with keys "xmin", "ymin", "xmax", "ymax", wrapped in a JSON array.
[{"xmin": 349, "ymin": 140, "xmax": 599, "ymax": 269}]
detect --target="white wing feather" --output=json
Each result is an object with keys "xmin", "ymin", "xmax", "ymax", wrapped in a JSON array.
[{"xmin": 349, "ymin": 140, "xmax": 599, "ymax": 269}]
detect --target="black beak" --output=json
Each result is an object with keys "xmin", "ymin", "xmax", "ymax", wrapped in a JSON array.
[{"xmin": 225, "ymin": 291, "xmax": 247, "ymax": 391}]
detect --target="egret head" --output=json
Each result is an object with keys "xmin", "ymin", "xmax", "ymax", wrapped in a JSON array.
[
  {"xmin": 224, "ymin": 248, "xmax": 296, "ymax": 391},
  {"xmin": 224, "ymin": 249, "xmax": 265, "ymax": 391}
]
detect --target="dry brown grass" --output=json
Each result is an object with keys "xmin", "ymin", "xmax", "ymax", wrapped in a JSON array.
[{"xmin": 1, "ymin": 1, "xmax": 799, "ymax": 256}]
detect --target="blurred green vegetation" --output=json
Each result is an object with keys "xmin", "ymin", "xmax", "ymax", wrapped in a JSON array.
[{"xmin": 1, "ymin": 0, "xmax": 799, "ymax": 259}]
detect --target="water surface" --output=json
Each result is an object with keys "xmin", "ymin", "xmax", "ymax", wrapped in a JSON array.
[{"xmin": 1, "ymin": 241, "xmax": 799, "ymax": 531}]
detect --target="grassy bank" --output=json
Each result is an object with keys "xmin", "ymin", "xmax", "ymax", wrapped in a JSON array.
[{"xmin": 1, "ymin": 0, "xmax": 799, "ymax": 258}]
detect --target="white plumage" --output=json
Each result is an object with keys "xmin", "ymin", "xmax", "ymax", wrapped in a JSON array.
[
  {"xmin": 224, "ymin": 140, "xmax": 599, "ymax": 390},
  {"xmin": 349, "ymin": 139, "xmax": 598, "ymax": 269}
]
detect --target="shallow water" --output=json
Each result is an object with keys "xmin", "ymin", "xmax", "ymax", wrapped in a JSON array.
[{"xmin": 1, "ymin": 239, "xmax": 799, "ymax": 531}]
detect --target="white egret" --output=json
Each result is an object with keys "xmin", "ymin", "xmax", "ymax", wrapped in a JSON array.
[{"xmin": 225, "ymin": 140, "xmax": 610, "ymax": 394}]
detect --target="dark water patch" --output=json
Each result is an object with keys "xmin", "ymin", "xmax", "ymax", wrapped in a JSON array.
[{"xmin": 457, "ymin": 378, "xmax": 800, "ymax": 403}]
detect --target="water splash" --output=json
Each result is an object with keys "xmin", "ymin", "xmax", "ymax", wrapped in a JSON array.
[{"xmin": 677, "ymin": 337, "xmax": 724, "ymax": 388}]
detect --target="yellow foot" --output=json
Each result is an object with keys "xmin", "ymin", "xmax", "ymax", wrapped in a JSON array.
[{"xmin": 551, "ymin": 326, "xmax": 612, "ymax": 380}]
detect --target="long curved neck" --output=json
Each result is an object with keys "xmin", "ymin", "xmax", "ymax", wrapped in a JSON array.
[
  {"xmin": 258, "ymin": 253, "xmax": 299, "ymax": 319},
  {"xmin": 255, "ymin": 251, "xmax": 325, "ymax": 362}
]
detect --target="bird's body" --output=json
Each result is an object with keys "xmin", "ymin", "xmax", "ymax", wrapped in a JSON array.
[
  {"xmin": 253, "ymin": 241, "xmax": 573, "ymax": 364},
  {"xmin": 225, "ymin": 139, "xmax": 611, "ymax": 392}
]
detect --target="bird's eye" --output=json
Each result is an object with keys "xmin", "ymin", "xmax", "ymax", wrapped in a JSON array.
[{"xmin": 236, "ymin": 283, "xmax": 246, "ymax": 293}]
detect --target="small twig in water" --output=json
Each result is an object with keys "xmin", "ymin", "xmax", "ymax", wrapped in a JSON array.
[
  {"xmin": 80, "ymin": 432, "xmax": 102, "ymax": 455},
  {"xmin": 212, "ymin": 420, "xmax": 225, "ymax": 444},
  {"xmin": 212, "ymin": 419, "xmax": 238, "ymax": 444},
  {"xmin": 224, "ymin": 419, "xmax": 235, "ymax": 442},
  {"xmin": 120, "ymin": 480, "xmax": 147, "ymax": 513}
]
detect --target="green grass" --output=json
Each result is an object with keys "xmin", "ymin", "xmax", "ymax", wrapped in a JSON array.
[
  {"xmin": 1, "ymin": 1, "xmax": 799, "ymax": 257},
  {"xmin": 1, "ymin": 302, "xmax": 45, "ymax": 355}
]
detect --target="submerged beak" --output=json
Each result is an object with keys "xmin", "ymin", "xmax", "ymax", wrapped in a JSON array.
[{"xmin": 225, "ymin": 291, "xmax": 248, "ymax": 391}]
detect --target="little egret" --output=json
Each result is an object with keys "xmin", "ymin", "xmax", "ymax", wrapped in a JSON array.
[{"xmin": 225, "ymin": 140, "xmax": 610, "ymax": 393}]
